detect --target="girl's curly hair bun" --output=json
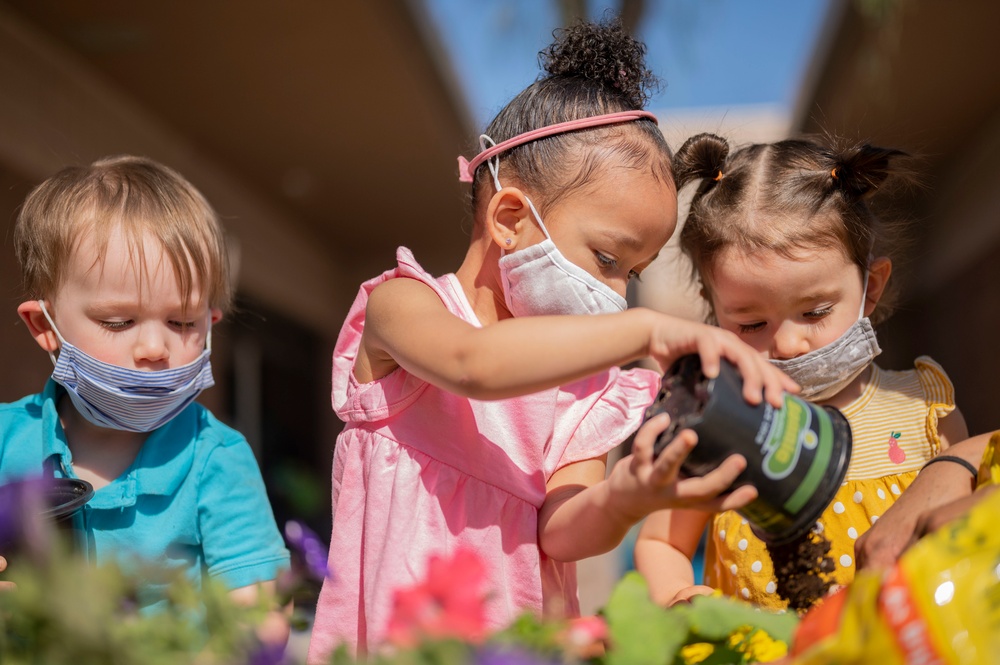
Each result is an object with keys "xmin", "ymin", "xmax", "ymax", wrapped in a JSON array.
[{"xmin": 539, "ymin": 19, "xmax": 658, "ymax": 109}]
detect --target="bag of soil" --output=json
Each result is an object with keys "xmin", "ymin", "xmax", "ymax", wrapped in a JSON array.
[{"xmin": 788, "ymin": 432, "xmax": 1000, "ymax": 664}]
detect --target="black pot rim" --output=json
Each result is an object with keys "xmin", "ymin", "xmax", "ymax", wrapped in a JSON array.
[{"xmin": 41, "ymin": 478, "xmax": 95, "ymax": 521}]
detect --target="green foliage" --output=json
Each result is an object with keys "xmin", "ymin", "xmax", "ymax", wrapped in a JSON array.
[
  {"xmin": 602, "ymin": 572, "xmax": 797, "ymax": 665},
  {"xmin": 603, "ymin": 572, "xmax": 687, "ymax": 665},
  {"xmin": 1, "ymin": 546, "xmax": 796, "ymax": 665},
  {"xmin": 0, "ymin": 544, "xmax": 267, "ymax": 665}
]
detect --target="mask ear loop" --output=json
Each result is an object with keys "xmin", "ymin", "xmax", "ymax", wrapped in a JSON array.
[
  {"xmin": 480, "ymin": 134, "xmax": 552, "ymax": 242},
  {"xmin": 38, "ymin": 300, "xmax": 67, "ymax": 366},
  {"xmin": 205, "ymin": 314, "xmax": 213, "ymax": 353},
  {"xmin": 858, "ymin": 252, "xmax": 876, "ymax": 319},
  {"xmin": 480, "ymin": 134, "xmax": 503, "ymax": 194}
]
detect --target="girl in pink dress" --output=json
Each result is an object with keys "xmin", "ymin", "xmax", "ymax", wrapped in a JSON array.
[{"xmin": 307, "ymin": 21, "xmax": 797, "ymax": 661}]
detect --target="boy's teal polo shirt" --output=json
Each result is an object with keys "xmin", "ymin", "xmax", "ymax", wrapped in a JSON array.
[{"xmin": 0, "ymin": 380, "xmax": 290, "ymax": 605}]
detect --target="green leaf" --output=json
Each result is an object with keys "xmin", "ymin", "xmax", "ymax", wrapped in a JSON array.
[
  {"xmin": 604, "ymin": 572, "xmax": 689, "ymax": 665},
  {"xmin": 685, "ymin": 595, "xmax": 798, "ymax": 644},
  {"xmin": 491, "ymin": 612, "xmax": 564, "ymax": 654}
]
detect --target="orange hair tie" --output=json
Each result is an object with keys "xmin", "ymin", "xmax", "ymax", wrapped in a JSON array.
[
  {"xmin": 713, "ymin": 169, "xmax": 724, "ymax": 182},
  {"xmin": 831, "ymin": 167, "xmax": 839, "ymax": 180}
]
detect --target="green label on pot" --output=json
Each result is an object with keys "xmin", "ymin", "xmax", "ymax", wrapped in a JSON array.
[{"xmin": 760, "ymin": 395, "xmax": 817, "ymax": 480}]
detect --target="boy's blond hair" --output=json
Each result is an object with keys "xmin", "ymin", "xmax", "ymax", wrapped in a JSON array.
[{"xmin": 14, "ymin": 155, "xmax": 232, "ymax": 314}]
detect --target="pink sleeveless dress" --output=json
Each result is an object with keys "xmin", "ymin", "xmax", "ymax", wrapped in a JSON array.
[{"xmin": 307, "ymin": 247, "xmax": 659, "ymax": 660}]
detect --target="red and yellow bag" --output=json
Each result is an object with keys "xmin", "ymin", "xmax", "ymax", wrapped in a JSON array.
[{"xmin": 789, "ymin": 432, "xmax": 1000, "ymax": 664}]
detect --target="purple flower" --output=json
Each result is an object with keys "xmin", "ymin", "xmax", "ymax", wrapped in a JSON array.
[
  {"xmin": 246, "ymin": 641, "xmax": 286, "ymax": 665},
  {"xmin": 0, "ymin": 477, "xmax": 53, "ymax": 557},
  {"xmin": 475, "ymin": 645, "xmax": 561, "ymax": 665},
  {"xmin": 283, "ymin": 520, "xmax": 331, "ymax": 581}
]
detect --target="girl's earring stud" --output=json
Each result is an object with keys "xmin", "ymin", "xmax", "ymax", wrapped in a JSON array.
[{"xmin": 505, "ymin": 238, "xmax": 512, "ymax": 246}]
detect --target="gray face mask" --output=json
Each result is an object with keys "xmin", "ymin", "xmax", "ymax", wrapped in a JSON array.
[
  {"xmin": 769, "ymin": 273, "xmax": 880, "ymax": 401},
  {"xmin": 769, "ymin": 319, "xmax": 881, "ymax": 401}
]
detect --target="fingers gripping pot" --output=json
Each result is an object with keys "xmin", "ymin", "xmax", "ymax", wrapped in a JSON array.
[{"xmin": 645, "ymin": 354, "xmax": 852, "ymax": 545}]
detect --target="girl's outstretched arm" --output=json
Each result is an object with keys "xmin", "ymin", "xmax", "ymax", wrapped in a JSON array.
[
  {"xmin": 634, "ymin": 508, "xmax": 713, "ymax": 606},
  {"xmin": 536, "ymin": 414, "xmax": 756, "ymax": 563},
  {"xmin": 361, "ymin": 278, "xmax": 796, "ymax": 404}
]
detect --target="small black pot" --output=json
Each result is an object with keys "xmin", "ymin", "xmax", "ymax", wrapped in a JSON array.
[
  {"xmin": 645, "ymin": 354, "xmax": 852, "ymax": 545},
  {"xmin": 0, "ymin": 477, "xmax": 94, "ymax": 555}
]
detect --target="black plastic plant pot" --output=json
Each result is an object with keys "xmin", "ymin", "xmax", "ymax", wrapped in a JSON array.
[
  {"xmin": 41, "ymin": 478, "xmax": 94, "ymax": 523},
  {"xmin": 0, "ymin": 477, "xmax": 94, "ymax": 555},
  {"xmin": 645, "ymin": 354, "xmax": 852, "ymax": 545}
]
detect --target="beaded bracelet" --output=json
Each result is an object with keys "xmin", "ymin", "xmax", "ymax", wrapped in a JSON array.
[{"xmin": 920, "ymin": 455, "xmax": 979, "ymax": 478}]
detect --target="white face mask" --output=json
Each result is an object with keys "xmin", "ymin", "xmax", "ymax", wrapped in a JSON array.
[
  {"xmin": 483, "ymin": 136, "xmax": 627, "ymax": 317},
  {"xmin": 769, "ymin": 272, "xmax": 881, "ymax": 401},
  {"xmin": 40, "ymin": 302, "xmax": 215, "ymax": 432}
]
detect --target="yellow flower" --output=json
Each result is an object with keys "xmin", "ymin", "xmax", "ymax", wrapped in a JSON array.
[
  {"xmin": 727, "ymin": 626, "xmax": 752, "ymax": 649},
  {"xmin": 679, "ymin": 642, "xmax": 715, "ymax": 664},
  {"xmin": 731, "ymin": 626, "xmax": 788, "ymax": 662}
]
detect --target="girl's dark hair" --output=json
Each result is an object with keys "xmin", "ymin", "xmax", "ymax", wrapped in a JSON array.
[
  {"xmin": 674, "ymin": 133, "xmax": 913, "ymax": 324},
  {"xmin": 468, "ymin": 19, "xmax": 671, "ymax": 215}
]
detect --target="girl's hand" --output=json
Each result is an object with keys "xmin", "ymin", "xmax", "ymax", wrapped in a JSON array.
[
  {"xmin": 611, "ymin": 413, "xmax": 758, "ymax": 519},
  {"xmin": 647, "ymin": 315, "xmax": 798, "ymax": 408},
  {"xmin": 668, "ymin": 584, "xmax": 716, "ymax": 607},
  {"xmin": 910, "ymin": 484, "xmax": 998, "ymax": 543}
]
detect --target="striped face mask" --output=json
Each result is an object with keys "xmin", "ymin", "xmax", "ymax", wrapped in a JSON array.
[{"xmin": 40, "ymin": 301, "xmax": 215, "ymax": 432}]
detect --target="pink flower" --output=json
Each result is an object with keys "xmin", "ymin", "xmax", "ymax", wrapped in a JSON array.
[
  {"xmin": 567, "ymin": 615, "xmax": 607, "ymax": 644},
  {"xmin": 385, "ymin": 547, "xmax": 489, "ymax": 647},
  {"xmin": 563, "ymin": 615, "xmax": 608, "ymax": 659}
]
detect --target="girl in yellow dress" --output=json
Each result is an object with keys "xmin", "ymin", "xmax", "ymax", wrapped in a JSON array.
[{"xmin": 634, "ymin": 133, "xmax": 969, "ymax": 611}]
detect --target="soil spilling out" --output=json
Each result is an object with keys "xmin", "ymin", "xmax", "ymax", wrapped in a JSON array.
[{"xmin": 767, "ymin": 526, "xmax": 836, "ymax": 612}]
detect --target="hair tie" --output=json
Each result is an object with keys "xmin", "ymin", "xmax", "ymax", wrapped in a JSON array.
[
  {"xmin": 713, "ymin": 169, "xmax": 724, "ymax": 182},
  {"xmin": 830, "ymin": 167, "xmax": 839, "ymax": 180},
  {"xmin": 921, "ymin": 455, "xmax": 979, "ymax": 479}
]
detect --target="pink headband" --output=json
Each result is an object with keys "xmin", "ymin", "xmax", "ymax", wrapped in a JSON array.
[{"xmin": 457, "ymin": 110, "xmax": 659, "ymax": 183}]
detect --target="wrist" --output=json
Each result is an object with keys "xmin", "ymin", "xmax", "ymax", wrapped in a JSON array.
[
  {"xmin": 601, "ymin": 473, "xmax": 648, "ymax": 528},
  {"xmin": 917, "ymin": 454, "xmax": 978, "ymax": 494},
  {"xmin": 621, "ymin": 307, "xmax": 655, "ymax": 363},
  {"xmin": 630, "ymin": 307, "xmax": 670, "ymax": 362},
  {"xmin": 921, "ymin": 454, "xmax": 978, "ymax": 482}
]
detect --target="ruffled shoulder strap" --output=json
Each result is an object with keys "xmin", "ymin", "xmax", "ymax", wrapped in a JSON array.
[
  {"xmin": 558, "ymin": 367, "xmax": 660, "ymax": 467},
  {"xmin": 913, "ymin": 355, "xmax": 956, "ymax": 455},
  {"xmin": 331, "ymin": 247, "xmax": 458, "ymax": 423}
]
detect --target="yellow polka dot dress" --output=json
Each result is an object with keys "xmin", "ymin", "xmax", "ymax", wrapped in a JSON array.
[{"xmin": 704, "ymin": 356, "xmax": 955, "ymax": 609}]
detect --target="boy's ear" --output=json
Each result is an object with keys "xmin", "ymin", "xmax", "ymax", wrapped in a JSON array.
[
  {"xmin": 485, "ymin": 187, "xmax": 534, "ymax": 251},
  {"xmin": 863, "ymin": 257, "xmax": 892, "ymax": 316},
  {"xmin": 17, "ymin": 300, "xmax": 60, "ymax": 353},
  {"xmin": 210, "ymin": 308, "xmax": 223, "ymax": 325}
]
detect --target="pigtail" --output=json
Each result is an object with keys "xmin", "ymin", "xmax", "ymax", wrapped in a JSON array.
[
  {"xmin": 540, "ymin": 19, "xmax": 659, "ymax": 109},
  {"xmin": 828, "ymin": 143, "xmax": 909, "ymax": 199},
  {"xmin": 673, "ymin": 133, "xmax": 730, "ymax": 190}
]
